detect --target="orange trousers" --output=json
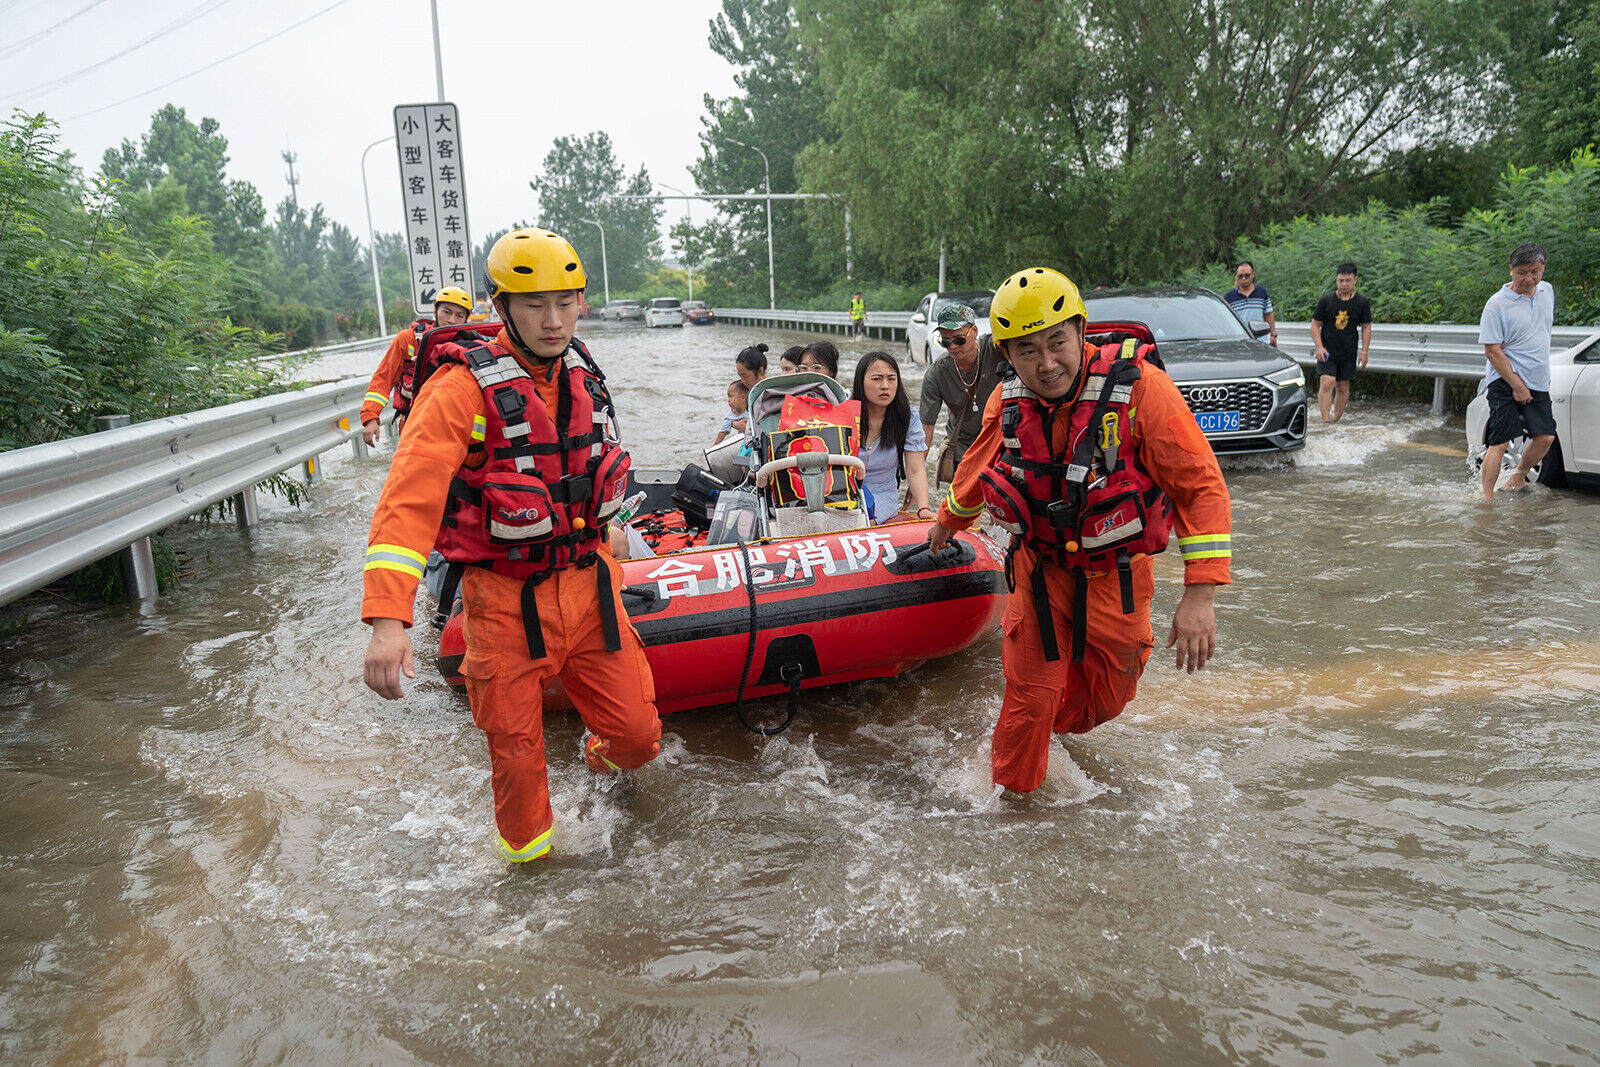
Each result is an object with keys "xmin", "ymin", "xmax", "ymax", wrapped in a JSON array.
[
  {"xmin": 995, "ymin": 545, "xmax": 1155, "ymax": 793},
  {"xmin": 458, "ymin": 557, "xmax": 660, "ymax": 860}
]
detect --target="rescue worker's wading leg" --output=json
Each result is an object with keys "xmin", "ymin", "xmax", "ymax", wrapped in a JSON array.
[
  {"xmin": 459, "ymin": 561, "xmax": 660, "ymax": 862},
  {"xmin": 995, "ymin": 546, "xmax": 1155, "ymax": 794}
]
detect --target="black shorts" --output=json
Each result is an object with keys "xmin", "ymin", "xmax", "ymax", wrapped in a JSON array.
[
  {"xmin": 1318, "ymin": 353, "xmax": 1357, "ymax": 382},
  {"xmin": 1484, "ymin": 379, "xmax": 1556, "ymax": 446}
]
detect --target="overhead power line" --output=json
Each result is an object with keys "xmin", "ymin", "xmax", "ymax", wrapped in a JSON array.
[
  {"xmin": 6, "ymin": 0, "xmax": 239, "ymax": 102},
  {"xmin": 0, "ymin": 0, "xmax": 115, "ymax": 61},
  {"xmin": 65, "ymin": 0, "xmax": 357, "ymax": 122}
]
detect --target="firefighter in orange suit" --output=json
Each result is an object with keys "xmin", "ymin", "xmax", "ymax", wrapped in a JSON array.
[
  {"xmin": 362, "ymin": 229, "xmax": 661, "ymax": 862},
  {"xmin": 360, "ymin": 285, "xmax": 475, "ymax": 446},
  {"xmin": 930, "ymin": 268, "xmax": 1232, "ymax": 794}
]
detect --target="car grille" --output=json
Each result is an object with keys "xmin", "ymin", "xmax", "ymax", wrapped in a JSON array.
[{"xmin": 1178, "ymin": 380, "xmax": 1274, "ymax": 433}]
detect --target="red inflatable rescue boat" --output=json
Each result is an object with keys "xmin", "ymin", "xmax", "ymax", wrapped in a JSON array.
[
  {"xmin": 441, "ymin": 516, "xmax": 1005, "ymax": 713},
  {"xmin": 437, "ymin": 371, "xmax": 1008, "ymax": 717}
]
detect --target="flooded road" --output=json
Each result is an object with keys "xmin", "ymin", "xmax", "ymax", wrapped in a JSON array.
[{"xmin": 3, "ymin": 322, "xmax": 1598, "ymax": 1063}]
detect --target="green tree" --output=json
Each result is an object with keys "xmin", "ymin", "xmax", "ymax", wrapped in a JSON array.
[
  {"xmin": 529, "ymin": 132, "xmax": 661, "ymax": 294},
  {"xmin": 100, "ymin": 104, "xmax": 267, "ymax": 261},
  {"xmin": 795, "ymin": 0, "xmax": 1500, "ymax": 284},
  {"xmin": 692, "ymin": 0, "xmax": 841, "ymax": 304},
  {"xmin": 1498, "ymin": 0, "xmax": 1600, "ymax": 168}
]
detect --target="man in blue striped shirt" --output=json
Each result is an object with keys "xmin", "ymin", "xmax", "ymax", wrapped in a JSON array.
[{"xmin": 1223, "ymin": 261, "xmax": 1278, "ymax": 346}]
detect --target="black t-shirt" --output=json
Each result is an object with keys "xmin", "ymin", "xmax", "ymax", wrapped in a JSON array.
[{"xmin": 1313, "ymin": 292, "xmax": 1372, "ymax": 361}]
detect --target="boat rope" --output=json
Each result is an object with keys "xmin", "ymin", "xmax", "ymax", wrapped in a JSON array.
[{"xmin": 732, "ymin": 539, "xmax": 799, "ymax": 735}]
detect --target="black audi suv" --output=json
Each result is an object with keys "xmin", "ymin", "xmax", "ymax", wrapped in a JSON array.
[{"xmin": 1084, "ymin": 287, "xmax": 1307, "ymax": 454}]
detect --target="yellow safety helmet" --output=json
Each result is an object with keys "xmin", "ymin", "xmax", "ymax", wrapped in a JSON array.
[
  {"xmin": 484, "ymin": 227, "xmax": 586, "ymax": 298},
  {"xmin": 433, "ymin": 286, "xmax": 473, "ymax": 313},
  {"xmin": 990, "ymin": 267, "xmax": 1087, "ymax": 343}
]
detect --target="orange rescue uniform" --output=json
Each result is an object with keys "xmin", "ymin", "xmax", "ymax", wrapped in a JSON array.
[
  {"xmin": 362, "ymin": 329, "xmax": 660, "ymax": 859},
  {"xmin": 359, "ymin": 324, "xmax": 422, "ymax": 426},
  {"xmin": 938, "ymin": 343, "xmax": 1232, "ymax": 792}
]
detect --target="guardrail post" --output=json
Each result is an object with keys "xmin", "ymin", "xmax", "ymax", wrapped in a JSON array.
[
  {"xmin": 94, "ymin": 415, "xmax": 159, "ymax": 603},
  {"xmin": 304, "ymin": 455, "xmax": 319, "ymax": 485},
  {"xmin": 234, "ymin": 486, "xmax": 259, "ymax": 529},
  {"xmin": 1431, "ymin": 376, "xmax": 1447, "ymax": 416},
  {"xmin": 341, "ymin": 416, "xmax": 369, "ymax": 459}
]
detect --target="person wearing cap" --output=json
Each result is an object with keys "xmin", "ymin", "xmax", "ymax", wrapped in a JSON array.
[
  {"xmin": 361, "ymin": 228, "xmax": 661, "ymax": 863},
  {"xmin": 918, "ymin": 302, "xmax": 1003, "ymax": 486},
  {"xmin": 361, "ymin": 286, "xmax": 474, "ymax": 446},
  {"xmin": 929, "ymin": 268, "xmax": 1232, "ymax": 796}
]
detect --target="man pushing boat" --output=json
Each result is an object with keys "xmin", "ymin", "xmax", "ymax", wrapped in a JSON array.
[
  {"xmin": 929, "ymin": 267, "xmax": 1232, "ymax": 795},
  {"xmin": 361, "ymin": 228, "xmax": 661, "ymax": 863}
]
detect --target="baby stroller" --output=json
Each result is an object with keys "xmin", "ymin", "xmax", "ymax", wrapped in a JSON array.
[{"xmin": 702, "ymin": 371, "xmax": 871, "ymax": 543}]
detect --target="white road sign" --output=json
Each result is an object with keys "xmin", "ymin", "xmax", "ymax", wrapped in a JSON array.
[{"xmin": 393, "ymin": 103, "xmax": 472, "ymax": 316}]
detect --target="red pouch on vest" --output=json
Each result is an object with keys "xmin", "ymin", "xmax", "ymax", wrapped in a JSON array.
[
  {"xmin": 589, "ymin": 444, "xmax": 632, "ymax": 525},
  {"xmin": 778, "ymin": 394, "xmax": 861, "ymax": 451},
  {"xmin": 480, "ymin": 473, "xmax": 557, "ymax": 545},
  {"xmin": 978, "ymin": 468, "xmax": 1031, "ymax": 537},
  {"xmin": 1077, "ymin": 490, "xmax": 1147, "ymax": 552}
]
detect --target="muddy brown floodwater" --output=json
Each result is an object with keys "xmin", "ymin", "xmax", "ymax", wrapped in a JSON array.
[{"xmin": 2, "ymin": 322, "xmax": 1598, "ymax": 1063}]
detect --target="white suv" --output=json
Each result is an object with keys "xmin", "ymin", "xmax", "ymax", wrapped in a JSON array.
[
  {"xmin": 1466, "ymin": 329, "xmax": 1600, "ymax": 488},
  {"xmin": 645, "ymin": 297, "xmax": 684, "ymax": 328}
]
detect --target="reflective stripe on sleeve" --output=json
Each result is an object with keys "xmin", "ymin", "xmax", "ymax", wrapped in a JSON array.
[
  {"xmin": 470, "ymin": 415, "xmax": 486, "ymax": 442},
  {"xmin": 945, "ymin": 486, "xmax": 984, "ymax": 519},
  {"xmin": 500, "ymin": 829, "xmax": 553, "ymax": 862},
  {"xmin": 1177, "ymin": 533, "xmax": 1232, "ymax": 561},
  {"xmin": 363, "ymin": 543, "xmax": 427, "ymax": 578},
  {"xmin": 365, "ymin": 391, "xmax": 391, "ymax": 407}
]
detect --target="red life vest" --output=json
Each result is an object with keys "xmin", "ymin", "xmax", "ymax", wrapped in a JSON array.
[
  {"xmin": 433, "ymin": 337, "xmax": 631, "ymax": 585},
  {"xmin": 389, "ymin": 318, "xmax": 432, "ymax": 417},
  {"xmin": 979, "ymin": 338, "xmax": 1174, "ymax": 661}
]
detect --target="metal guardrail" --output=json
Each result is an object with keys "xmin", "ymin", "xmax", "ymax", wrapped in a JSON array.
[
  {"xmin": 0, "ymin": 377, "xmax": 370, "ymax": 608},
  {"xmin": 713, "ymin": 309, "xmax": 1597, "ymax": 389},
  {"xmin": 1274, "ymin": 321, "xmax": 1598, "ymax": 379},
  {"xmin": 713, "ymin": 307, "xmax": 908, "ymax": 340},
  {"xmin": 262, "ymin": 334, "xmax": 390, "ymax": 362}
]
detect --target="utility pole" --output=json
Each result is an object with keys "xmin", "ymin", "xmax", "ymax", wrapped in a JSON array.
[
  {"xmin": 282, "ymin": 148, "xmax": 299, "ymax": 207},
  {"xmin": 659, "ymin": 182, "xmax": 694, "ymax": 301},
  {"xmin": 938, "ymin": 234, "xmax": 947, "ymax": 292},
  {"xmin": 727, "ymin": 138, "xmax": 774, "ymax": 309},
  {"xmin": 361, "ymin": 135, "xmax": 396, "ymax": 336},
  {"xmin": 580, "ymin": 217, "xmax": 609, "ymax": 306},
  {"xmin": 429, "ymin": 0, "xmax": 446, "ymax": 102}
]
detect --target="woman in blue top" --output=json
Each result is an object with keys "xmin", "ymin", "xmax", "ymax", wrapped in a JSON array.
[{"xmin": 850, "ymin": 351, "xmax": 930, "ymax": 523}]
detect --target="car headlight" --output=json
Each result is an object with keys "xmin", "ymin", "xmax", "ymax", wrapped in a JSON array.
[{"xmin": 1266, "ymin": 366, "xmax": 1305, "ymax": 386}]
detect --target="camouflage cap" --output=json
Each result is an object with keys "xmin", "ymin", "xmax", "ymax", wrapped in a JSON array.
[{"xmin": 934, "ymin": 303, "xmax": 976, "ymax": 331}]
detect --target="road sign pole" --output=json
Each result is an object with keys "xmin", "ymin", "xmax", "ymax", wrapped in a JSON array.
[{"xmin": 429, "ymin": 0, "xmax": 445, "ymax": 102}]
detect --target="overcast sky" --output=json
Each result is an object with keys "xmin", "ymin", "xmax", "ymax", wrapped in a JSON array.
[{"xmin": 4, "ymin": 0, "xmax": 738, "ymax": 246}]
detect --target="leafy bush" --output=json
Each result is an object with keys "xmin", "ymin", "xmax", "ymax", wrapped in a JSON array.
[
  {"xmin": 1, "ymin": 111, "xmax": 296, "ymax": 451},
  {"xmin": 1186, "ymin": 149, "xmax": 1600, "ymax": 327}
]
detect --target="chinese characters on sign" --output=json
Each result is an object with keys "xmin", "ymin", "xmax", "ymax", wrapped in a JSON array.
[
  {"xmin": 393, "ymin": 103, "xmax": 472, "ymax": 316},
  {"xmin": 641, "ymin": 531, "xmax": 902, "ymax": 600}
]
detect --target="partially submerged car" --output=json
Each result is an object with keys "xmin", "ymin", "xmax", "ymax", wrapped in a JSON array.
[
  {"xmin": 602, "ymin": 300, "xmax": 643, "ymax": 322},
  {"xmin": 682, "ymin": 300, "xmax": 714, "ymax": 325},
  {"xmin": 1083, "ymin": 288, "xmax": 1307, "ymax": 454}
]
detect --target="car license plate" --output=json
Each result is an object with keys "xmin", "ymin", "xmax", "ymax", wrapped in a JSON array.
[{"xmin": 1195, "ymin": 410, "xmax": 1241, "ymax": 433}]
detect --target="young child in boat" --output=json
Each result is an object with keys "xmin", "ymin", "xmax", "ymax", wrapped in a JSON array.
[{"xmin": 714, "ymin": 380, "xmax": 750, "ymax": 445}]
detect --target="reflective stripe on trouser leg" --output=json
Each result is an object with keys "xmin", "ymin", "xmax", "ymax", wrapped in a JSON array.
[{"xmin": 500, "ymin": 826, "xmax": 552, "ymax": 862}]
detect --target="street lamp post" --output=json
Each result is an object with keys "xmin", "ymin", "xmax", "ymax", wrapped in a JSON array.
[
  {"xmin": 361, "ymin": 134, "xmax": 395, "ymax": 336},
  {"xmin": 658, "ymin": 181, "xmax": 693, "ymax": 302},
  {"xmin": 580, "ymin": 217, "xmax": 609, "ymax": 306},
  {"xmin": 726, "ymin": 138, "xmax": 774, "ymax": 309}
]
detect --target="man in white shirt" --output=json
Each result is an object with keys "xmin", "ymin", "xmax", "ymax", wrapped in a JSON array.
[{"xmin": 1477, "ymin": 242, "xmax": 1557, "ymax": 500}]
